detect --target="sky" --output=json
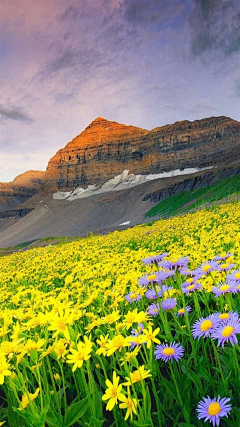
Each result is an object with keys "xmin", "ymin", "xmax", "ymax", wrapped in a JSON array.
[{"xmin": 0, "ymin": 0, "xmax": 240, "ymax": 182}]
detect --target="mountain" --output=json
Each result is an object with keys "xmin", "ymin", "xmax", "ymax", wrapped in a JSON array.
[
  {"xmin": 43, "ymin": 116, "xmax": 240, "ymax": 192},
  {"xmin": 0, "ymin": 115, "xmax": 239, "ymax": 248},
  {"xmin": 0, "ymin": 170, "xmax": 45, "ymax": 212}
]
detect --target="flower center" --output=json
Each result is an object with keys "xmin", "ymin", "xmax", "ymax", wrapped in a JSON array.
[
  {"xmin": 130, "ymin": 294, "xmax": 136, "ymax": 299},
  {"xmin": 162, "ymin": 347, "xmax": 175, "ymax": 356},
  {"xmin": 222, "ymin": 326, "xmax": 234, "ymax": 337},
  {"xmin": 235, "ymin": 272, "xmax": 240, "ymax": 279},
  {"xmin": 111, "ymin": 387, "xmax": 118, "ymax": 398},
  {"xmin": 219, "ymin": 313, "xmax": 230, "ymax": 320},
  {"xmin": 186, "ymin": 278, "xmax": 194, "ymax": 283},
  {"xmin": 187, "ymin": 284, "xmax": 195, "ymax": 290},
  {"xmin": 147, "ymin": 274, "xmax": 157, "ymax": 281},
  {"xmin": 208, "ymin": 402, "xmax": 221, "ymax": 416},
  {"xmin": 221, "ymin": 263, "xmax": 229, "ymax": 269},
  {"xmin": 200, "ymin": 320, "xmax": 213, "ymax": 331},
  {"xmin": 178, "ymin": 309, "xmax": 185, "ymax": 314},
  {"xmin": 203, "ymin": 264, "xmax": 211, "ymax": 272},
  {"xmin": 220, "ymin": 285, "xmax": 230, "ymax": 292}
]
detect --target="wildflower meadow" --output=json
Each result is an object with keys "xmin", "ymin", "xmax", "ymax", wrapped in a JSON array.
[{"xmin": 0, "ymin": 202, "xmax": 240, "ymax": 427}]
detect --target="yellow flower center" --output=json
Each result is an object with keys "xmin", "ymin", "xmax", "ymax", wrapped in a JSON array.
[
  {"xmin": 57, "ymin": 320, "xmax": 67, "ymax": 330},
  {"xmin": 221, "ymin": 263, "xmax": 229, "ymax": 269},
  {"xmin": 111, "ymin": 387, "xmax": 118, "ymax": 398},
  {"xmin": 222, "ymin": 326, "xmax": 234, "ymax": 337},
  {"xmin": 178, "ymin": 309, "xmax": 185, "ymax": 314},
  {"xmin": 220, "ymin": 285, "xmax": 230, "ymax": 292},
  {"xmin": 203, "ymin": 264, "xmax": 211, "ymax": 272},
  {"xmin": 208, "ymin": 402, "xmax": 221, "ymax": 416},
  {"xmin": 186, "ymin": 278, "xmax": 194, "ymax": 283},
  {"xmin": 219, "ymin": 313, "xmax": 230, "ymax": 320},
  {"xmin": 153, "ymin": 309, "xmax": 159, "ymax": 313},
  {"xmin": 147, "ymin": 274, "xmax": 157, "ymax": 281},
  {"xmin": 235, "ymin": 272, "xmax": 240, "ymax": 279},
  {"xmin": 187, "ymin": 284, "xmax": 195, "ymax": 290},
  {"xmin": 200, "ymin": 320, "xmax": 213, "ymax": 331},
  {"xmin": 162, "ymin": 347, "xmax": 175, "ymax": 356},
  {"xmin": 130, "ymin": 294, "xmax": 136, "ymax": 299}
]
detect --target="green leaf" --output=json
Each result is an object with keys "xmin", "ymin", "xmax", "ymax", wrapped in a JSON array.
[
  {"xmin": 64, "ymin": 397, "xmax": 89, "ymax": 427},
  {"xmin": 85, "ymin": 416, "xmax": 105, "ymax": 427},
  {"xmin": 132, "ymin": 422, "xmax": 151, "ymax": 427},
  {"xmin": 178, "ymin": 423, "xmax": 197, "ymax": 427},
  {"xmin": 181, "ymin": 362, "xmax": 203, "ymax": 393},
  {"xmin": 45, "ymin": 409, "xmax": 64, "ymax": 427}
]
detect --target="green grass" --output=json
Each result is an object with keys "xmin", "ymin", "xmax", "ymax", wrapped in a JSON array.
[{"xmin": 146, "ymin": 173, "xmax": 240, "ymax": 218}]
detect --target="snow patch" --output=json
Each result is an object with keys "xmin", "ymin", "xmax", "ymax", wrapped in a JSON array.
[
  {"xmin": 52, "ymin": 166, "xmax": 215, "ymax": 201},
  {"xmin": 119, "ymin": 220, "xmax": 130, "ymax": 226}
]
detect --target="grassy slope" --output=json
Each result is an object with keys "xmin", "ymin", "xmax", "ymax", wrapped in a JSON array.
[{"xmin": 146, "ymin": 173, "xmax": 240, "ymax": 218}]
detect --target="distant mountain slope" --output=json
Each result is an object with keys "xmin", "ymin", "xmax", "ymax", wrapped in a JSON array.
[
  {"xmin": 43, "ymin": 116, "xmax": 240, "ymax": 192},
  {"xmin": 0, "ymin": 170, "xmax": 45, "ymax": 211}
]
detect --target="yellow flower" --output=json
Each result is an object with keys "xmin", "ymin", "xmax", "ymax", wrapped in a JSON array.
[
  {"xmin": 119, "ymin": 394, "xmax": 138, "ymax": 420},
  {"xmin": 142, "ymin": 326, "xmax": 160, "ymax": 349},
  {"xmin": 19, "ymin": 388, "xmax": 40, "ymax": 410},
  {"xmin": 124, "ymin": 365, "xmax": 152, "ymax": 386},
  {"xmin": 48, "ymin": 309, "xmax": 74, "ymax": 340},
  {"xmin": 66, "ymin": 337, "xmax": 92, "ymax": 371},
  {"xmin": 102, "ymin": 371, "xmax": 124, "ymax": 411},
  {"xmin": 106, "ymin": 334, "xmax": 130, "ymax": 356},
  {"xmin": 0, "ymin": 355, "xmax": 11, "ymax": 385},
  {"xmin": 96, "ymin": 334, "xmax": 109, "ymax": 356}
]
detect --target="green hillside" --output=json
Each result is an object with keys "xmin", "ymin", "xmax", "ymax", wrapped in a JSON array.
[{"xmin": 146, "ymin": 173, "xmax": 240, "ymax": 218}]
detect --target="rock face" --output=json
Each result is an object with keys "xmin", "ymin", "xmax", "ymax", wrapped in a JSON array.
[
  {"xmin": 43, "ymin": 116, "xmax": 240, "ymax": 192},
  {"xmin": 0, "ymin": 171, "xmax": 45, "ymax": 211}
]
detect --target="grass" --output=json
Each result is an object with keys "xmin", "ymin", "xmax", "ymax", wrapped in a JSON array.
[{"xmin": 145, "ymin": 173, "xmax": 240, "ymax": 218}]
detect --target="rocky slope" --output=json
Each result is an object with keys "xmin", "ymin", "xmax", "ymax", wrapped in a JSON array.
[
  {"xmin": 0, "ymin": 170, "xmax": 45, "ymax": 211},
  {"xmin": 43, "ymin": 116, "xmax": 240, "ymax": 192}
]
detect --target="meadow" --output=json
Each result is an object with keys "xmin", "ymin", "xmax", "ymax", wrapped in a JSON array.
[{"xmin": 0, "ymin": 201, "xmax": 240, "ymax": 427}]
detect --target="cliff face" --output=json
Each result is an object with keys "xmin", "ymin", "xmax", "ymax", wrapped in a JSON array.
[
  {"xmin": 43, "ymin": 116, "xmax": 240, "ymax": 191},
  {"xmin": 0, "ymin": 170, "xmax": 45, "ymax": 211}
]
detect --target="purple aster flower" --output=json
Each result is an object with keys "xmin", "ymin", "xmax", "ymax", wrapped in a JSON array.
[
  {"xmin": 217, "ymin": 263, "xmax": 235, "ymax": 272},
  {"xmin": 161, "ymin": 298, "xmax": 177, "ymax": 311},
  {"xmin": 145, "ymin": 289, "xmax": 157, "ymax": 300},
  {"xmin": 195, "ymin": 261, "xmax": 220, "ymax": 276},
  {"xmin": 147, "ymin": 303, "xmax": 160, "ymax": 316},
  {"xmin": 156, "ymin": 270, "xmax": 175, "ymax": 284},
  {"xmin": 214, "ymin": 252, "xmax": 233, "ymax": 261},
  {"xmin": 142, "ymin": 252, "xmax": 168, "ymax": 265},
  {"xmin": 182, "ymin": 281, "xmax": 202, "ymax": 295},
  {"xmin": 215, "ymin": 311, "xmax": 239, "ymax": 322},
  {"xmin": 138, "ymin": 275, "xmax": 149, "ymax": 287},
  {"xmin": 192, "ymin": 314, "xmax": 221, "ymax": 339},
  {"xmin": 197, "ymin": 395, "xmax": 232, "ymax": 426},
  {"xmin": 211, "ymin": 282, "xmax": 235, "ymax": 297},
  {"xmin": 154, "ymin": 342, "xmax": 184, "ymax": 363},
  {"xmin": 124, "ymin": 292, "xmax": 142, "ymax": 303},
  {"xmin": 211, "ymin": 317, "xmax": 240, "ymax": 347},
  {"xmin": 177, "ymin": 306, "xmax": 191, "ymax": 316},
  {"xmin": 227, "ymin": 270, "xmax": 240, "ymax": 286}
]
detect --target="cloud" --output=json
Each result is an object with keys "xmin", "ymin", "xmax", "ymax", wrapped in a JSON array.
[
  {"xmin": 0, "ymin": 105, "xmax": 32, "ymax": 122},
  {"xmin": 190, "ymin": 0, "xmax": 240, "ymax": 57}
]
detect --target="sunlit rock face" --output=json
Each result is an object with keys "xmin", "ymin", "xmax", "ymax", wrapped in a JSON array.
[
  {"xmin": 43, "ymin": 116, "xmax": 240, "ymax": 192},
  {"xmin": 0, "ymin": 171, "xmax": 45, "ymax": 211}
]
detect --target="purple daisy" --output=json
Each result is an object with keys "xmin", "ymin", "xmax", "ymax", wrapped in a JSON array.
[
  {"xmin": 161, "ymin": 298, "xmax": 177, "ymax": 311},
  {"xmin": 197, "ymin": 395, "xmax": 232, "ymax": 426},
  {"xmin": 124, "ymin": 292, "xmax": 142, "ymax": 303},
  {"xmin": 211, "ymin": 317, "xmax": 240, "ymax": 347},
  {"xmin": 147, "ymin": 303, "xmax": 160, "ymax": 316},
  {"xmin": 145, "ymin": 289, "xmax": 157, "ymax": 300},
  {"xmin": 156, "ymin": 269, "xmax": 175, "ymax": 283},
  {"xmin": 142, "ymin": 252, "xmax": 168, "ymax": 265},
  {"xmin": 214, "ymin": 252, "xmax": 233, "ymax": 261},
  {"xmin": 154, "ymin": 342, "xmax": 184, "ymax": 363},
  {"xmin": 217, "ymin": 263, "xmax": 235, "ymax": 272},
  {"xmin": 182, "ymin": 281, "xmax": 202, "ymax": 295},
  {"xmin": 177, "ymin": 306, "xmax": 191, "ymax": 316},
  {"xmin": 211, "ymin": 282, "xmax": 235, "ymax": 298},
  {"xmin": 227, "ymin": 270, "xmax": 240, "ymax": 286},
  {"xmin": 195, "ymin": 261, "xmax": 220, "ymax": 276},
  {"xmin": 192, "ymin": 314, "xmax": 221, "ymax": 339},
  {"xmin": 215, "ymin": 311, "xmax": 239, "ymax": 322}
]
